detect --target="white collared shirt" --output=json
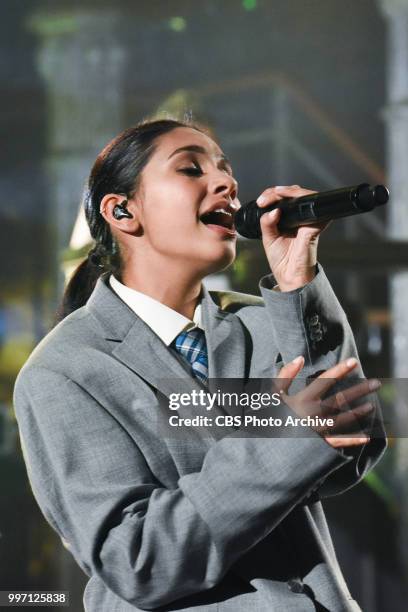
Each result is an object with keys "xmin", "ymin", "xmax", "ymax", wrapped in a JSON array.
[{"xmin": 109, "ymin": 275, "xmax": 203, "ymax": 346}]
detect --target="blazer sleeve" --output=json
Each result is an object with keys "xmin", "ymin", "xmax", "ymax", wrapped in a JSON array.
[
  {"xmin": 14, "ymin": 365, "xmax": 351, "ymax": 611},
  {"xmin": 257, "ymin": 263, "xmax": 387, "ymax": 498}
]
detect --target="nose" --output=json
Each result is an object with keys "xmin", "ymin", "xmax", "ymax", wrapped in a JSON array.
[{"xmin": 210, "ymin": 171, "xmax": 238, "ymax": 201}]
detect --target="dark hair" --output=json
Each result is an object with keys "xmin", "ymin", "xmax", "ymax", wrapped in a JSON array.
[{"xmin": 55, "ymin": 118, "xmax": 206, "ymax": 324}]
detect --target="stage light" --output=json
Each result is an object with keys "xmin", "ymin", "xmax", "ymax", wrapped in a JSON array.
[
  {"xmin": 242, "ymin": 0, "xmax": 257, "ymax": 11},
  {"xmin": 168, "ymin": 16, "xmax": 187, "ymax": 32}
]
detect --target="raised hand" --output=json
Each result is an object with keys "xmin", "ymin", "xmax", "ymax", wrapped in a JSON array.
[
  {"xmin": 277, "ymin": 356, "xmax": 380, "ymax": 449},
  {"xmin": 257, "ymin": 185, "xmax": 330, "ymax": 291}
]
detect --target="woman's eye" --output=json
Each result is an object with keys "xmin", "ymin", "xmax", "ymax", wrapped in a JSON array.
[{"xmin": 178, "ymin": 165, "xmax": 203, "ymax": 176}]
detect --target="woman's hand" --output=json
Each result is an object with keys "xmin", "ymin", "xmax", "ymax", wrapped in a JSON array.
[
  {"xmin": 277, "ymin": 356, "xmax": 380, "ymax": 449},
  {"xmin": 257, "ymin": 185, "xmax": 329, "ymax": 291}
]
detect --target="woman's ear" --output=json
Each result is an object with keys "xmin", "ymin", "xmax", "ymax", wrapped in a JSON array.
[{"xmin": 100, "ymin": 193, "xmax": 142, "ymax": 235}]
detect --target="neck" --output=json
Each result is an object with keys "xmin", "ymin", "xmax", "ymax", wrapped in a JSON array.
[{"xmin": 120, "ymin": 259, "xmax": 203, "ymax": 321}]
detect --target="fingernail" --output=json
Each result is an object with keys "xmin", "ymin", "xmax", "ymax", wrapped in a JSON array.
[
  {"xmin": 275, "ymin": 186, "xmax": 287, "ymax": 191},
  {"xmin": 292, "ymin": 356, "xmax": 304, "ymax": 365},
  {"xmin": 256, "ymin": 195, "xmax": 266, "ymax": 204},
  {"xmin": 346, "ymin": 358, "xmax": 358, "ymax": 367},
  {"xmin": 359, "ymin": 403, "xmax": 373, "ymax": 414},
  {"xmin": 268, "ymin": 209, "xmax": 279, "ymax": 220},
  {"xmin": 369, "ymin": 379, "xmax": 381, "ymax": 391}
]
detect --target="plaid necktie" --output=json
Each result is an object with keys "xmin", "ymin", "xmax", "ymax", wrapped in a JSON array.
[{"xmin": 172, "ymin": 328, "xmax": 209, "ymax": 384}]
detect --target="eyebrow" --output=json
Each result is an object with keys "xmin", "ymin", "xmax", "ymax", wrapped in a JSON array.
[{"xmin": 168, "ymin": 145, "xmax": 232, "ymax": 168}]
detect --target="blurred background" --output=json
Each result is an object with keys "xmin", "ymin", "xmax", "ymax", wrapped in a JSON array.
[{"xmin": 1, "ymin": 0, "xmax": 408, "ymax": 610}]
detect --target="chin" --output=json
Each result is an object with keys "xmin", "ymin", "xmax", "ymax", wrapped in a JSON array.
[{"xmin": 203, "ymin": 244, "xmax": 236, "ymax": 276}]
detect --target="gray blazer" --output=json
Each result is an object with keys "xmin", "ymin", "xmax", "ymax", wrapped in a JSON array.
[{"xmin": 13, "ymin": 266, "xmax": 386, "ymax": 612}]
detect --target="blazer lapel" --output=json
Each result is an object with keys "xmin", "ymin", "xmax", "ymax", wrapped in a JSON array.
[
  {"xmin": 199, "ymin": 285, "xmax": 249, "ymax": 427},
  {"xmin": 86, "ymin": 276, "xmax": 249, "ymax": 436},
  {"xmin": 113, "ymin": 322, "xmax": 206, "ymax": 398},
  {"xmin": 200, "ymin": 284, "xmax": 247, "ymax": 381},
  {"xmin": 86, "ymin": 274, "xmax": 205, "ymax": 398},
  {"xmin": 88, "ymin": 275, "xmax": 248, "ymax": 384}
]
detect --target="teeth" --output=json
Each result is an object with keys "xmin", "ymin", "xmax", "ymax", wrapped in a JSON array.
[{"xmin": 213, "ymin": 209, "xmax": 232, "ymax": 215}]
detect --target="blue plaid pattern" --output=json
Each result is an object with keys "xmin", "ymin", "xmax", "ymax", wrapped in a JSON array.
[{"xmin": 172, "ymin": 328, "xmax": 208, "ymax": 384}]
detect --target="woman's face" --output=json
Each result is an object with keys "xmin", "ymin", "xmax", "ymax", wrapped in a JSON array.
[{"xmin": 134, "ymin": 127, "xmax": 240, "ymax": 277}]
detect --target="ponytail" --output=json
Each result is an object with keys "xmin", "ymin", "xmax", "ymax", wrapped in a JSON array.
[{"xmin": 54, "ymin": 245, "xmax": 108, "ymax": 325}]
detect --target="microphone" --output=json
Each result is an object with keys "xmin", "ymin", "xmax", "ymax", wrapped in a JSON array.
[{"xmin": 235, "ymin": 183, "xmax": 389, "ymax": 239}]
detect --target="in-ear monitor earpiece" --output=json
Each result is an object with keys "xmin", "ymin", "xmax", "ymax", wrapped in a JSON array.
[{"xmin": 112, "ymin": 200, "xmax": 133, "ymax": 220}]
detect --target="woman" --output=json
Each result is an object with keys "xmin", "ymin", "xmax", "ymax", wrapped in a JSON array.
[{"xmin": 14, "ymin": 118, "xmax": 385, "ymax": 611}]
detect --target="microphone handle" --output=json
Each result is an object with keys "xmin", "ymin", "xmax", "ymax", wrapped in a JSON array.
[{"xmin": 235, "ymin": 183, "xmax": 389, "ymax": 239}]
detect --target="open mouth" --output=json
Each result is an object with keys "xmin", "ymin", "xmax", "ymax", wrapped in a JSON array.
[{"xmin": 199, "ymin": 209, "xmax": 235, "ymax": 230}]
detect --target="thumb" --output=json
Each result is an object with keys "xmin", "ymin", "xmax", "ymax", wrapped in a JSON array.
[
  {"xmin": 277, "ymin": 355, "xmax": 305, "ymax": 394},
  {"xmin": 260, "ymin": 207, "xmax": 282, "ymax": 243}
]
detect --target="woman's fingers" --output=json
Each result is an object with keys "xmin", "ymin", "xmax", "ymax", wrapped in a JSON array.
[
  {"xmin": 256, "ymin": 185, "xmax": 314, "ymax": 208},
  {"xmin": 323, "ymin": 378, "xmax": 381, "ymax": 412},
  {"xmin": 278, "ymin": 357, "xmax": 360, "ymax": 412},
  {"xmin": 319, "ymin": 402, "xmax": 374, "ymax": 436},
  {"xmin": 325, "ymin": 435, "xmax": 370, "ymax": 449},
  {"xmin": 259, "ymin": 206, "xmax": 282, "ymax": 243},
  {"xmin": 277, "ymin": 355, "xmax": 305, "ymax": 394},
  {"xmin": 258, "ymin": 186, "xmax": 314, "ymax": 244},
  {"xmin": 299, "ymin": 358, "xmax": 359, "ymax": 402},
  {"xmin": 276, "ymin": 357, "xmax": 377, "ymax": 451}
]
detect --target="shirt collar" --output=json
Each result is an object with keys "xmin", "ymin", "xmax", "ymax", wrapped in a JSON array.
[{"xmin": 109, "ymin": 274, "xmax": 203, "ymax": 346}]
